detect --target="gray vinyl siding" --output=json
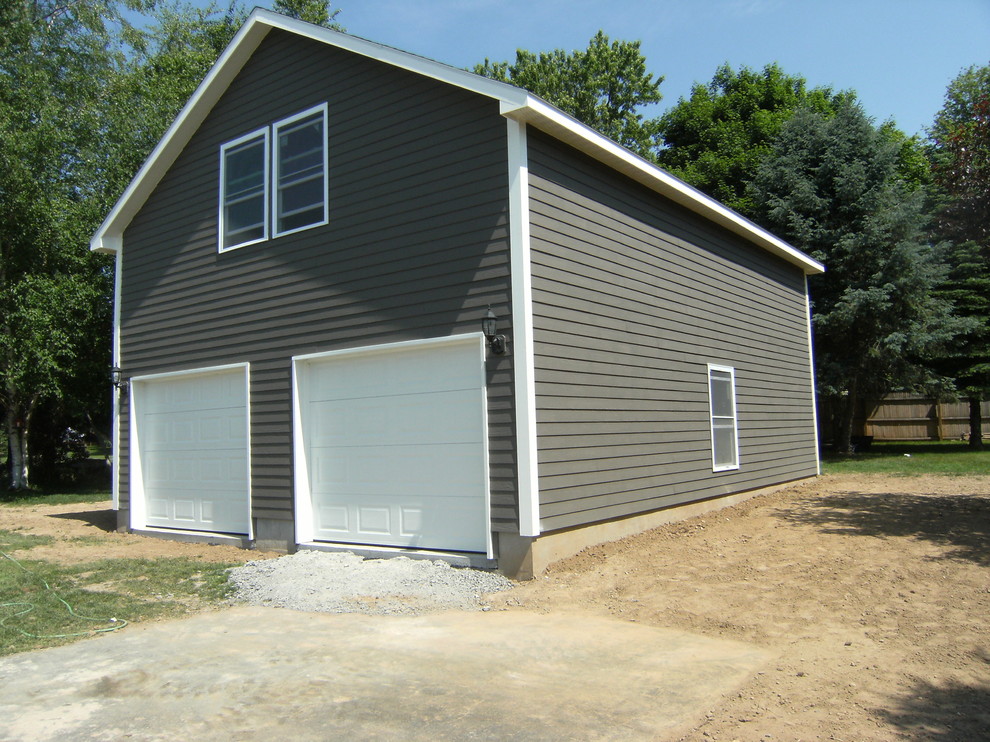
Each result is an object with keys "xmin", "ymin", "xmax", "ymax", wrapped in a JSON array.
[
  {"xmin": 528, "ymin": 129, "xmax": 818, "ymax": 532},
  {"xmin": 117, "ymin": 30, "xmax": 517, "ymax": 534}
]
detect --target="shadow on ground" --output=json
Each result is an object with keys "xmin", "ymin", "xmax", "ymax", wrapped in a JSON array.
[
  {"xmin": 778, "ymin": 490, "xmax": 990, "ymax": 566},
  {"xmin": 879, "ymin": 673, "xmax": 990, "ymax": 740},
  {"xmin": 47, "ymin": 509, "xmax": 116, "ymax": 533}
]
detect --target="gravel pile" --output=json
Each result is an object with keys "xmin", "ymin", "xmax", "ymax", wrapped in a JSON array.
[{"xmin": 228, "ymin": 550, "xmax": 515, "ymax": 616}]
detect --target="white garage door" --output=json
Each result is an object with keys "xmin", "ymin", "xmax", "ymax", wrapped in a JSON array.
[
  {"xmin": 298, "ymin": 337, "xmax": 489, "ymax": 553},
  {"xmin": 134, "ymin": 366, "xmax": 250, "ymax": 534}
]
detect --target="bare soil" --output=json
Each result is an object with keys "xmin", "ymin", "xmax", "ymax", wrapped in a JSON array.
[
  {"xmin": 494, "ymin": 474, "xmax": 990, "ymax": 741},
  {"xmin": 3, "ymin": 473, "xmax": 989, "ymax": 740}
]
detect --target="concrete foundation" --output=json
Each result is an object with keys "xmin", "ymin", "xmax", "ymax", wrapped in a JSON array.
[{"xmin": 501, "ymin": 479, "xmax": 812, "ymax": 580}]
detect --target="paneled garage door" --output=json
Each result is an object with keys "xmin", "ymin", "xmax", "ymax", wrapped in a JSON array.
[
  {"xmin": 133, "ymin": 366, "xmax": 250, "ymax": 534},
  {"xmin": 297, "ymin": 337, "xmax": 489, "ymax": 553}
]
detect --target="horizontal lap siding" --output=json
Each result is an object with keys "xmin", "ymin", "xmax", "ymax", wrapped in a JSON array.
[
  {"xmin": 528, "ymin": 130, "xmax": 817, "ymax": 532},
  {"xmin": 119, "ymin": 31, "xmax": 517, "ymax": 532}
]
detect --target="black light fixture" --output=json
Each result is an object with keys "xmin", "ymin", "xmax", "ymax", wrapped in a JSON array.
[
  {"xmin": 482, "ymin": 307, "xmax": 506, "ymax": 355},
  {"xmin": 110, "ymin": 366, "xmax": 128, "ymax": 393}
]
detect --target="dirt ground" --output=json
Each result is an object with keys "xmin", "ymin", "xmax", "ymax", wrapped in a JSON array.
[{"xmin": 3, "ymin": 473, "xmax": 989, "ymax": 741}]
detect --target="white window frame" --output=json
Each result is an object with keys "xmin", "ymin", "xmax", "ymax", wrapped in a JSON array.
[
  {"xmin": 707, "ymin": 364, "xmax": 740, "ymax": 472},
  {"xmin": 272, "ymin": 103, "xmax": 329, "ymax": 239},
  {"xmin": 219, "ymin": 127, "xmax": 270, "ymax": 252}
]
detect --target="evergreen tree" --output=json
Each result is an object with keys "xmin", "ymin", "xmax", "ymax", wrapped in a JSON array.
[
  {"xmin": 748, "ymin": 101, "xmax": 964, "ymax": 452},
  {"xmin": 928, "ymin": 63, "xmax": 990, "ymax": 447},
  {"xmin": 656, "ymin": 63, "xmax": 848, "ymax": 216}
]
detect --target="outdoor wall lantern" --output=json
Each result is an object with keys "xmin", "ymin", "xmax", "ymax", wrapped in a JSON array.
[
  {"xmin": 110, "ymin": 366, "xmax": 129, "ymax": 393},
  {"xmin": 482, "ymin": 307, "xmax": 507, "ymax": 355}
]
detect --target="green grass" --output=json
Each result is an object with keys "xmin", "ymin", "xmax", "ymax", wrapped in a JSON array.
[
  {"xmin": 0, "ymin": 486, "xmax": 110, "ymax": 507},
  {"xmin": 822, "ymin": 440, "xmax": 990, "ymax": 476},
  {"xmin": 0, "ymin": 529, "xmax": 237, "ymax": 656}
]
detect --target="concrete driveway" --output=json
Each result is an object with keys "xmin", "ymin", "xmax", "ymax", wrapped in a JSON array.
[{"xmin": 0, "ymin": 607, "xmax": 770, "ymax": 741}]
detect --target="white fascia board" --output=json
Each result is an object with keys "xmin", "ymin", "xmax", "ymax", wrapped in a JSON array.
[{"xmin": 501, "ymin": 96, "xmax": 826, "ymax": 277}]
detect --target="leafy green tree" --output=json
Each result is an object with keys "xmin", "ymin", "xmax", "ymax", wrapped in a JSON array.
[
  {"xmin": 656, "ymin": 63, "xmax": 849, "ymax": 215},
  {"xmin": 0, "ymin": 0, "xmax": 134, "ymax": 488},
  {"xmin": 928, "ymin": 63, "xmax": 990, "ymax": 447},
  {"xmin": 747, "ymin": 100, "xmax": 965, "ymax": 453},
  {"xmin": 475, "ymin": 32, "xmax": 664, "ymax": 159},
  {"xmin": 0, "ymin": 0, "xmax": 245, "ymax": 488},
  {"xmin": 273, "ymin": 0, "xmax": 342, "ymax": 29}
]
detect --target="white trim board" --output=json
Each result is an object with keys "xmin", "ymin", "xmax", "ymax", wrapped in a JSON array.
[
  {"xmin": 89, "ymin": 9, "xmax": 824, "ymax": 277},
  {"xmin": 506, "ymin": 119, "xmax": 540, "ymax": 538}
]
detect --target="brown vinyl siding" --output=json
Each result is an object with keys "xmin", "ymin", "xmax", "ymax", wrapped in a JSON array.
[
  {"xmin": 118, "ymin": 30, "xmax": 517, "ymax": 533},
  {"xmin": 528, "ymin": 129, "xmax": 818, "ymax": 532}
]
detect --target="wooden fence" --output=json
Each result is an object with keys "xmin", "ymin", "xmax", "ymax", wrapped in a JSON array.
[{"xmin": 854, "ymin": 393, "xmax": 990, "ymax": 441}]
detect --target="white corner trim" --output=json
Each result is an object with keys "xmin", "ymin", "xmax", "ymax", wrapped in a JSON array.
[
  {"xmin": 507, "ymin": 119, "xmax": 541, "ymax": 538},
  {"xmin": 111, "ymin": 250, "xmax": 122, "ymax": 511},
  {"xmin": 805, "ymin": 276, "xmax": 822, "ymax": 475}
]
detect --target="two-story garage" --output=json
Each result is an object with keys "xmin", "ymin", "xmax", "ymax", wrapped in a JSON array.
[{"xmin": 92, "ymin": 9, "xmax": 824, "ymax": 578}]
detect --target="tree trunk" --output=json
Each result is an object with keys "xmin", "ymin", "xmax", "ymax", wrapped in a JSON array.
[
  {"xmin": 834, "ymin": 378, "xmax": 859, "ymax": 455},
  {"xmin": 5, "ymin": 405, "xmax": 29, "ymax": 490},
  {"xmin": 968, "ymin": 395, "xmax": 984, "ymax": 450}
]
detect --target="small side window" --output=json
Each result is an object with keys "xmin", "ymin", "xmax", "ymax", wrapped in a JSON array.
[
  {"xmin": 708, "ymin": 364, "xmax": 740, "ymax": 472},
  {"xmin": 220, "ymin": 129, "xmax": 269, "ymax": 251},
  {"xmin": 273, "ymin": 104, "xmax": 328, "ymax": 237}
]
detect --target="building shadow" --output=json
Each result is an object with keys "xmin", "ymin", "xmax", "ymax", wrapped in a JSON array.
[
  {"xmin": 47, "ymin": 509, "xmax": 117, "ymax": 533},
  {"xmin": 777, "ymin": 489, "xmax": 990, "ymax": 566}
]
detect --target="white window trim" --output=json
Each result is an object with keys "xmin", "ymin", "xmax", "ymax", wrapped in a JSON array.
[
  {"xmin": 707, "ymin": 363, "xmax": 741, "ymax": 473},
  {"xmin": 219, "ymin": 127, "xmax": 270, "ymax": 253},
  {"xmin": 272, "ymin": 102, "xmax": 329, "ymax": 239}
]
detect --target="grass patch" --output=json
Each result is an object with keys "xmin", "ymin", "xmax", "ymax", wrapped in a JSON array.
[
  {"xmin": 822, "ymin": 440, "xmax": 990, "ymax": 476},
  {"xmin": 0, "ymin": 530, "xmax": 54, "ymax": 552},
  {"xmin": 0, "ymin": 553, "xmax": 238, "ymax": 656},
  {"xmin": 0, "ymin": 486, "xmax": 110, "ymax": 507}
]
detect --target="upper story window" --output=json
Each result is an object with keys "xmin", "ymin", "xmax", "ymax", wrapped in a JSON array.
[
  {"xmin": 219, "ymin": 103, "xmax": 328, "ymax": 252},
  {"xmin": 707, "ymin": 364, "xmax": 740, "ymax": 472},
  {"xmin": 220, "ymin": 128, "xmax": 269, "ymax": 250},
  {"xmin": 274, "ymin": 105, "xmax": 328, "ymax": 236}
]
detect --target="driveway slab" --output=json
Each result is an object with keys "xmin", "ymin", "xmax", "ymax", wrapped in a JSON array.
[{"xmin": 0, "ymin": 607, "xmax": 770, "ymax": 741}]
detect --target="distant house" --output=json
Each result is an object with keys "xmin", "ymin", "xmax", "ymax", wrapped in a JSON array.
[{"xmin": 91, "ymin": 9, "xmax": 824, "ymax": 578}]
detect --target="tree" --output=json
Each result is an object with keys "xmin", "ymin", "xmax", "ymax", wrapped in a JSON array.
[
  {"xmin": 655, "ymin": 63, "xmax": 849, "ymax": 216},
  {"xmin": 273, "ymin": 0, "xmax": 342, "ymax": 29},
  {"xmin": 747, "ymin": 100, "xmax": 965, "ymax": 453},
  {"xmin": 0, "ymin": 0, "xmax": 246, "ymax": 489},
  {"xmin": 928, "ymin": 63, "xmax": 990, "ymax": 447},
  {"xmin": 474, "ymin": 32, "xmax": 664, "ymax": 159},
  {"xmin": 0, "ymin": 0, "xmax": 136, "ymax": 488}
]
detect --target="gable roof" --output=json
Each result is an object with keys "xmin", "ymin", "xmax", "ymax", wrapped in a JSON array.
[{"xmin": 90, "ymin": 8, "xmax": 824, "ymax": 276}]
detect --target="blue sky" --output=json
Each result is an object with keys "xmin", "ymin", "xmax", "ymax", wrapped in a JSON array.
[{"xmin": 310, "ymin": 0, "xmax": 989, "ymax": 137}]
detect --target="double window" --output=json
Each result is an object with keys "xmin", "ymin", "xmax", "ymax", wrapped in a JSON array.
[
  {"xmin": 707, "ymin": 364, "xmax": 740, "ymax": 472},
  {"xmin": 219, "ymin": 103, "xmax": 328, "ymax": 252}
]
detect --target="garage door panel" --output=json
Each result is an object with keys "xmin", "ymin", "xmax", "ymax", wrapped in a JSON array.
[
  {"xmin": 314, "ymin": 493, "xmax": 486, "ymax": 551},
  {"xmin": 136, "ymin": 368, "xmax": 250, "ymax": 535},
  {"xmin": 312, "ymin": 443, "xmax": 483, "ymax": 496},
  {"xmin": 310, "ymin": 390, "xmax": 483, "ymax": 448},
  {"xmin": 302, "ymin": 339, "xmax": 488, "ymax": 553},
  {"xmin": 308, "ymin": 344, "xmax": 479, "ymax": 402}
]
